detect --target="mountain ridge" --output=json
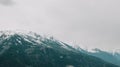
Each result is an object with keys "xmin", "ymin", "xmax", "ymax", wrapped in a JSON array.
[
  {"xmin": 78, "ymin": 48, "xmax": 120, "ymax": 66},
  {"xmin": 0, "ymin": 31, "xmax": 119, "ymax": 67}
]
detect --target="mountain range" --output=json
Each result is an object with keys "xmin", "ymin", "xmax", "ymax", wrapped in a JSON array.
[{"xmin": 0, "ymin": 31, "xmax": 119, "ymax": 67}]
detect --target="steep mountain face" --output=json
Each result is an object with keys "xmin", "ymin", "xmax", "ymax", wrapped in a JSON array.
[
  {"xmin": 0, "ymin": 31, "xmax": 119, "ymax": 67},
  {"xmin": 80, "ymin": 48, "xmax": 120, "ymax": 66}
]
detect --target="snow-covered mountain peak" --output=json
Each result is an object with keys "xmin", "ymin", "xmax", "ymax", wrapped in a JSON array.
[
  {"xmin": 0, "ymin": 30, "xmax": 46, "ymax": 45},
  {"xmin": 0, "ymin": 30, "xmax": 41, "ymax": 39},
  {"xmin": 0, "ymin": 30, "xmax": 17, "ymax": 40},
  {"xmin": 112, "ymin": 49, "xmax": 120, "ymax": 55},
  {"xmin": 0, "ymin": 30, "xmax": 15, "ymax": 36},
  {"xmin": 0, "ymin": 30, "xmax": 74, "ymax": 51}
]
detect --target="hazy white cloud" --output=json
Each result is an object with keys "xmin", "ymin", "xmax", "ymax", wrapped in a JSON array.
[
  {"xmin": 0, "ymin": 0, "xmax": 14, "ymax": 5},
  {"xmin": 0, "ymin": 0, "xmax": 120, "ymax": 51}
]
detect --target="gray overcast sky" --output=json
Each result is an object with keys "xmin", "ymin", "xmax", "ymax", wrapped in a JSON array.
[{"xmin": 0, "ymin": 0, "xmax": 120, "ymax": 51}]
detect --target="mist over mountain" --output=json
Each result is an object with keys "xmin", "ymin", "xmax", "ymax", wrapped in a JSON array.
[
  {"xmin": 89, "ymin": 49, "xmax": 120, "ymax": 66},
  {"xmin": 0, "ymin": 31, "xmax": 119, "ymax": 67},
  {"xmin": 78, "ymin": 48, "xmax": 120, "ymax": 66}
]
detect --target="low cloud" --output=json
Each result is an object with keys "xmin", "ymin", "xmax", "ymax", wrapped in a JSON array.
[{"xmin": 0, "ymin": 0, "xmax": 14, "ymax": 5}]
